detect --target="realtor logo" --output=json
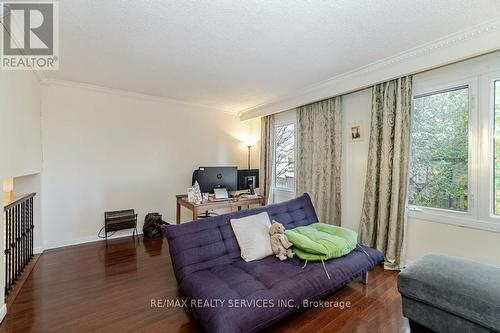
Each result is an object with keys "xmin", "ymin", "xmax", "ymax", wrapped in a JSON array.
[{"xmin": 1, "ymin": 1, "xmax": 59, "ymax": 70}]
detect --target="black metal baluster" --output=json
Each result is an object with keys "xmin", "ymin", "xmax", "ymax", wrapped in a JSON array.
[
  {"xmin": 19, "ymin": 202, "xmax": 23, "ymax": 273},
  {"xmin": 11, "ymin": 206, "xmax": 15, "ymax": 287},
  {"xmin": 12, "ymin": 205, "xmax": 15, "ymax": 285},
  {"xmin": 22, "ymin": 200, "xmax": 26, "ymax": 270},
  {"xmin": 27, "ymin": 199, "xmax": 30, "ymax": 260},
  {"xmin": 23, "ymin": 200, "xmax": 27, "ymax": 269},
  {"xmin": 27, "ymin": 200, "xmax": 31, "ymax": 260},
  {"xmin": 12, "ymin": 205, "xmax": 16, "ymax": 285},
  {"xmin": 19, "ymin": 203, "xmax": 22, "ymax": 271},
  {"xmin": 5, "ymin": 208, "xmax": 10, "ymax": 294},
  {"xmin": 9, "ymin": 207, "xmax": 12, "ymax": 291},
  {"xmin": 20, "ymin": 202, "xmax": 23, "ymax": 272},
  {"xmin": 19, "ymin": 202, "xmax": 22, "ymax": 274},
  {"xmin": 9, "ymin": 207, "xmax": 13, "ymax": 292},
  {"xmin": 15, "ymin": 204, "xmax": 19, "ymax": 281},
  {"xmin": 26, "ymin": 200, "xmax": 29, "ymax": 262},
  {"xmin": 4, "ymin": 209, "xmax": 7, "ymax": 295},
  {"xmin": 17, "ymin": 204, "xmax": 20, "ymax": 280},
  {"xmin": 25, "ymin": 200, "xmax": 28, "ymax": 266},
  {"xmin": 30, "ymin": 197, "xmax": 34, "ymax": 259},
  {"xmin": 9, "ymin": 207, "xmax": 12, "ymax": 290},
  {"xmin": 17, "ymin": 203, "xmax": 21, "ymax": 279}
]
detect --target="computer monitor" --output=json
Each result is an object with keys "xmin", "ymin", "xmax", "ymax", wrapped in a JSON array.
[
  {"xmin": 195, "ymin": 166, "xmax": 238, "ymax": 193},
  {"xmin": 237, "ymin": 169, "xmax": 259, "ymax": 194}
]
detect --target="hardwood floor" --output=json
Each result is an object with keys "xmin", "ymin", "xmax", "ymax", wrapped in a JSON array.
[{"xmin": 0, "ymin": 236, "xmax": 409, "ymax": 333}]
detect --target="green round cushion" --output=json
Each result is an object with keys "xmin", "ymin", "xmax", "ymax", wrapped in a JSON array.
[{"xmin": 285, "ymin": 223, "xmax": 357, "ymax": 261}]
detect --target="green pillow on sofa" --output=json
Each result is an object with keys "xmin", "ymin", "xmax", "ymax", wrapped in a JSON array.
[{"xmin": 285, "ymin": 223, "xmax": 357, "ymax": 261}]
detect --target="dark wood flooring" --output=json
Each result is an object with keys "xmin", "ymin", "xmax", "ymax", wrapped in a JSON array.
[{"xmin": 0, "ymin": 236, "xmax": 409, "ymax": 333}]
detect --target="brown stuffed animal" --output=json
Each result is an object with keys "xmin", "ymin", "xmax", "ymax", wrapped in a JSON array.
[{"xmin": 269, "ymin": 221, "xmax": 294, "ymax": 261}]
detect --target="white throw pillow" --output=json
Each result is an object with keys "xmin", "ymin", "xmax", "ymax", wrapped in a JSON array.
[{"xmin": 230, "ymin": 212, "xmax": 273, "ymax": 262}]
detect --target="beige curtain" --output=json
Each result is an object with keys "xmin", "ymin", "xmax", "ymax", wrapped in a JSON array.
[
  {"xmin": 296, "ymin": 97, "xmax": 342, "ymax": 225},
  {"xmin": 359, "ymin": 76, "xmax": 412, "ymax": 270},
  {"xmin": 259, "ymin": 115, "xmax": 275, "ymax": 203}
]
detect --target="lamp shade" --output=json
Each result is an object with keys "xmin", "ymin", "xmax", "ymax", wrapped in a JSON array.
[
  {"xmin": 3, "ymin": 178, "xmax": 14, "ymax": 192},
  {"xmin": 243, "ymin": 139, "xmax": 254, "ymax": 147}
]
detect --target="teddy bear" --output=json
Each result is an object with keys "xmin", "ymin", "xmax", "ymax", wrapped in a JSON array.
[{"xmin": 269, "ymin": 221, "xmax": 294, "ymax": 261}]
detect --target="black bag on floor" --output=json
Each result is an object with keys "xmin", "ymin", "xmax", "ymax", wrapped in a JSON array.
[{"xmin": 143, "ymin": 213, "xmax": 168, "ymax": 238}]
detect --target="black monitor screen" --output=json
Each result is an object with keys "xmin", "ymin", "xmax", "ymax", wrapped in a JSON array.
[
  {"xmin": 196, "ymin": 166, "xmax": 238, "ymax": 193},
  {"xmin": 237, "ymin": 169, "xmax": 259, "ymax": 190}
]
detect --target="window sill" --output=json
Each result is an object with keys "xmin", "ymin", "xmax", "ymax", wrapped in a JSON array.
[{"xmin": 408, "ymin": 210, "xmax": 500, "ymax": 233}]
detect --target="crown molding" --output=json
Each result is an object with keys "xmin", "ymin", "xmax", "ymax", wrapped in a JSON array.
[
  {"xmin": 40, "ymin": 79, "xmax": 238, "ymax": 115},
  {"xmin": 240, "ymin": 17, "xmax": 500, "ymax": 120}
]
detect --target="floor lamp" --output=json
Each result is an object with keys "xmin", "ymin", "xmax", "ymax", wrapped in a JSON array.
[{"xmin": 247, "ymin": 144, "xmax": 252, "ymax": 169}]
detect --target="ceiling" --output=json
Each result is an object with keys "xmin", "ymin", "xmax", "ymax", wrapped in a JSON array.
[{"xmin": 45, "ymin": 0, "xmax": 500, "ymax": 113}]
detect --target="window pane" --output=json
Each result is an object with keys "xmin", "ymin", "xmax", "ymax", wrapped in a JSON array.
[
  {"xmin": 408, "ymin": 87, "xmax": 469, "ymax": 211},
  {"xmin": 274, "ymin": 123, "xmax": 295, "ymax": 189},
  {"xmin": 494, "ymin": 81, "xmax": 500, "ymax": 214}
]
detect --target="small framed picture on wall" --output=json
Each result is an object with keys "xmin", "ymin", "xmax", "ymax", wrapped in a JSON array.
[{"xmin": 350, "ymin": 122, "xmax": 363, "ymax": 142}]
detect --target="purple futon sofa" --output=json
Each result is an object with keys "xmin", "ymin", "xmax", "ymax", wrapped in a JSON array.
[{"xmin": 163, "ymin": 193, "xmax": 384, "ymax": 333}]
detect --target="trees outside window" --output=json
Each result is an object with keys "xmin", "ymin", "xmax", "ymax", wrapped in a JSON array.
[
  {"xmin": 274, "ymin": 124, "xmax": 295, "ymax": 190},
  {"xmin": 408, "ymin": 87, "xmax": 469, "ymax": 212}
]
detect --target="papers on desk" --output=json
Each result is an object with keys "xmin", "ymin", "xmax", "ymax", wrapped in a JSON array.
[
  {"xmin": 208, "ymin": 197, "xmax": 233, "ymax": 202},
  {"xmin": 239, "ymin": 194, "xmax": 260, "ymax": 199},
  {"xmin": 213, "ymin": 188, "xmax": 229, "ymax": 199}
]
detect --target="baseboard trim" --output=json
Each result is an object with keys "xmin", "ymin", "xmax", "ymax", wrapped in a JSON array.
[
  {"xmin": 34, "ymin": 246, "xmax": 44, "ymax": 254},
  {"xmin": 43, "ymin": 231, "xmax": 144, "ymax": 250},
  {"xmin": 0, "ymin": 303, "xmax": 7, "ymax": 323}
]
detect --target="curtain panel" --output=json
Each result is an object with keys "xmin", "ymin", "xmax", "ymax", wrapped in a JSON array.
[
  {"xmin": 359, "ymin": 76, "xmax": 412, "ymax": 270},
  {"xmin": 259, "ymin": 114, "xmax": 275, "ymax": 203},
  {"xmin": 296, "ymin": 97, "xmax": 342, "ymax": 226}
]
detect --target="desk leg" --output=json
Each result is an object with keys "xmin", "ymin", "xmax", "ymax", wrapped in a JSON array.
[
  {"xmin": 176, "ymin": 202, "xmax": 181, "ymax": 224},
  {"xmin": 193, "ymin": 207, "xmax": 198, "ymax": 221},
  {"xmin": 238, "ymin": 206, "xmax": 242, "ymax": 211}
]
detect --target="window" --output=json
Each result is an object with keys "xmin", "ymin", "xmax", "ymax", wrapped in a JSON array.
[
  {"xmin": 494, "ymin": 81, "xmax": 500, "ymax": 214},
  {"xmin": 408, "ymin": 87, "xmax": 469, "ymax": 212},
  {"xmin": 274, "ymin": 123, "xmax": 295, "ymax": 190},
  {"xmin": 406, "ymin": 55, "xmax": 500, "ymax": 232}
]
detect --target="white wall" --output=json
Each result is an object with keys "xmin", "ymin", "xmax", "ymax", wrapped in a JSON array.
[
  {"xmin": 340, "ymin": 52, "xmax": 500, "ymax": 267},
  {"xmin": 13, "ymin": 174, "xmax": 43, "ymax": 253},
  {"xmin": 341, "ymin": 88, "xmax": 371, "ymax": 233},
  {"xmin": 40, "ymin": 82, "xmax": 260, "ymax": 249},
  {"xmin": 0, "ymin": 70, "xmax": 43, "ymax": 320},
  {"xmin": 0, "ymin": 71, "xmax": 42, "ymax": 178},
  {"xmin": 406, "ymin": 219, "xmax": 500, "ymax": 266}
]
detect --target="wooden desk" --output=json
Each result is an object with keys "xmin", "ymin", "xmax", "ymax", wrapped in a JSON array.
[{"xmin": 176, "ymin": 195, "xmax": 265, "ymax": 224}]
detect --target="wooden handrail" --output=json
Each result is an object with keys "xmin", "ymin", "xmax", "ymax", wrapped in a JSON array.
[{"xmin": 3, "ymin": 193, "xmax": 36, "ymax": 211}]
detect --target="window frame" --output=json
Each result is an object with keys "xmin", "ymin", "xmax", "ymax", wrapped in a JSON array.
[
  {"xmin": 408, "ymin": 83, "xmax": 473, "ymax": 215},
  {"xmin": 474, "ymin": 71, "xmax": 500, "ymax": 231},
  {"xmin": 484, "ymin": 73, "xmax": 500, "ymax": 221}
]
